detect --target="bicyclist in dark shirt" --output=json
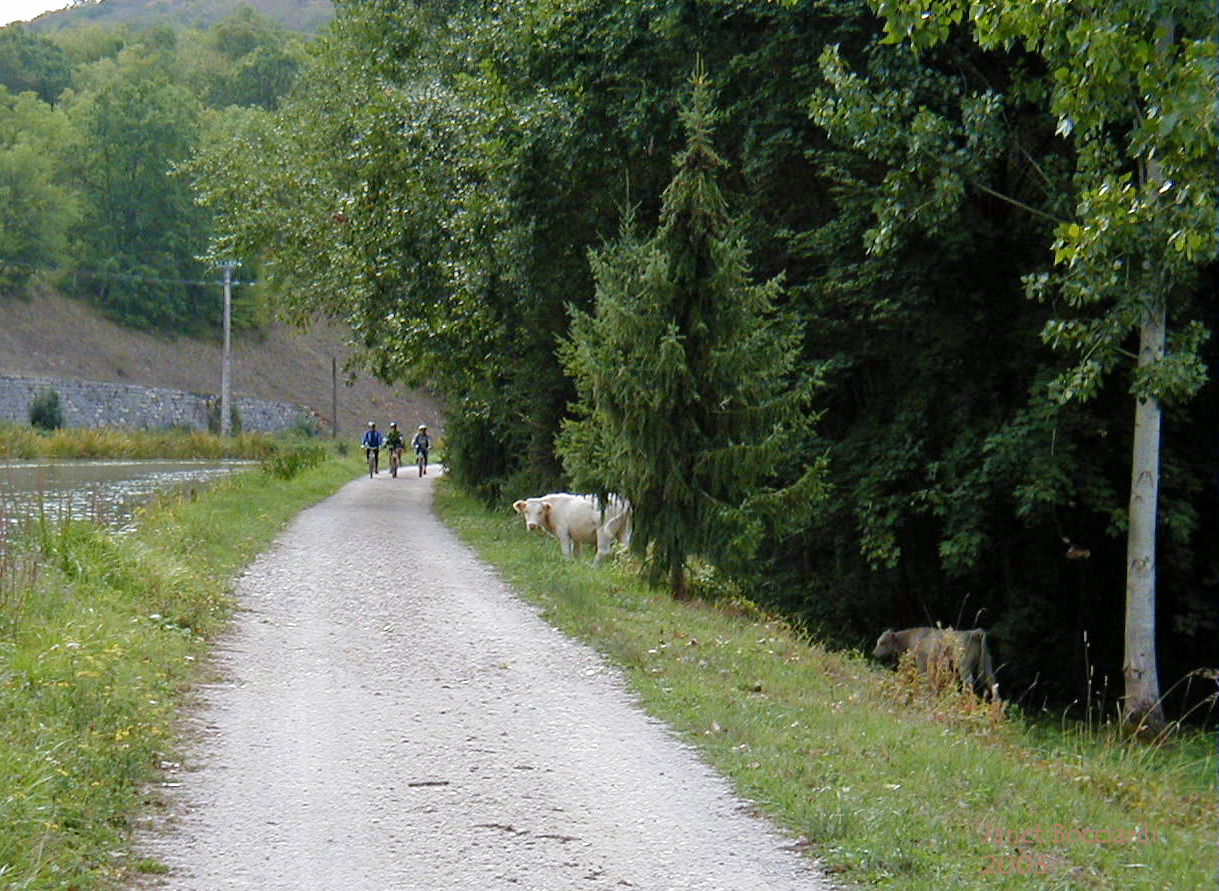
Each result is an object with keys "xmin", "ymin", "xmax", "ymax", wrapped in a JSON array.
[
  {"xmin": 412, "ymin": 424, "xmax": 431, "ymax": 476},
  {"xmin": 384, "ymin": 422, "xmax": 405, "ymax": 477}
]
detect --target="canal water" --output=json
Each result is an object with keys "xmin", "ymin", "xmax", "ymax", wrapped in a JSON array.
[{"xmin": 0, "ymin": 459, "xmax": 252, "ymax": 539}]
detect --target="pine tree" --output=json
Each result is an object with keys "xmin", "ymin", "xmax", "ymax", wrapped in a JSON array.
[{"xmin": 558, "ymin": 67, "xmax": 823, "ymax": 599}]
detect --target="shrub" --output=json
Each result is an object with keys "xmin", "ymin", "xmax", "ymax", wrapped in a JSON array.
[
  {"xmin": 289, "ymin": 413, "xmax": 320, "ymax": 438},
  {"xmin": 260, "ymin": 444, "xmax": 328, "ymax": 480},
  {"xmin": 205, "ymin": 398, "xmax": 243, "ymax": 436},
  {"xmin": 29, "ymin": 388, "xmax": 64, "ymax": 431}
]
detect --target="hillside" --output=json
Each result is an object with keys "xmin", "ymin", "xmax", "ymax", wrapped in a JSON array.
[
  {"xmin": 29, "ymin": 0, "xmax": 333, "ymax": 33},
  {"xmin": 0, "ymin": 288, "xmax": 442, "ymax": 439}
]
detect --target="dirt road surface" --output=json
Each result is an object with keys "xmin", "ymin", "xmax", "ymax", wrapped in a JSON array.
[{"xmin": 134, "ymin": 468, "xmax": 832, "ymax": 890}]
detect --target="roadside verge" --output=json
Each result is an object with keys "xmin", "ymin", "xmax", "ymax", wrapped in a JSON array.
[
  {"xmin": 434, "ymin": 480, "xmax": 1215, "ymax": 891},
  {"xmin": 0, "ymin": 455, "xmax": 357, "ymax": 888}
]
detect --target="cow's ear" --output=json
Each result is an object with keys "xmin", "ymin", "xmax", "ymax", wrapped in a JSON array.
[
  {"xmin": 542, "ymin": 502, "xmax": 552, "ymax": 514},
  {"xmin": 512, "ymin": 500, "xmax": 527, "ymax": 513}
]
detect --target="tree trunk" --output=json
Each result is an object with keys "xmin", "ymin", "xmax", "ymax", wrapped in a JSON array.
[
  {"xmin": 1121, "ymin": 13, "xmax": 1174, "ymax": 739},
  {"xmin": 1122, "ymin": 301, "xmax": 1167, "ymax": 736}
]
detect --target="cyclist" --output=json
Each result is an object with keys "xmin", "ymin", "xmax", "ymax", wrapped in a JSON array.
[
  {"xmin": 361, "ymin": 421, "xmax": 384, "ymax": 475},
  {"xmin": 412, "ymin": 424, "xmax": 431, "ymax": 476},
  {"xmin": 384, "ymin": 421, "xmax": 406, "ymax": 477}
]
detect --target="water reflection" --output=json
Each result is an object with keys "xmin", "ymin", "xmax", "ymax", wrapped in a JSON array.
[{"xmin": 0, "ymin": 460, "xmax": 252, "ymax": 538}]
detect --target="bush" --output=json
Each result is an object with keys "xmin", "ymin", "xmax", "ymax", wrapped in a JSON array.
[
  {"xmin": 260, "ymin": 444, "xmax": 328, "ymax": 480},
  {"xmin": 205, "ymin": 398, "xmax": 242, "ymax": 436},
  {"xmin": 29, "ymin": 388, "xmax": 63, "ymax": 431},
  {"xmin": 289, "ymin": 413, "xmax": 320, "ymax": 438}
]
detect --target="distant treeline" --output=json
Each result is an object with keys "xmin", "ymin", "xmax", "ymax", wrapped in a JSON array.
[
  {"xmin": 29, "ymin": 0, "xmax": 333, "ymax": 36},
  {"xmin": 0, "ymin": 6, "xmax": 312, "ymax": 331}
]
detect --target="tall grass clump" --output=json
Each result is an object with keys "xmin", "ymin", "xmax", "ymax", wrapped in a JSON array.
[
  {"xmin": 434, "ymin": 480, "xmax": 1216, "ymax": 891},
  {"xmin": 0, "ymin": 422, "xmax": 295, "ymax": 460},
  {"xmin": 260, "ymin": 443, "xmax": 329, "ymax": 480},
  {"xmin": 0, "ymin": 453, "xmax": 357, "ymax": 888}
]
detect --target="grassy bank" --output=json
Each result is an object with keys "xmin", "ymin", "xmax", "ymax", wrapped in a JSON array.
[
  {"xmin": 0, "ymin": 452, "xmax": 357, "ymax": 889},
  {"xmin": 0, "ymin": 422, "xmax": 286, "ymax": 460},
  {"xmin": 435, "ymin": 482, "xmax": 1215, "ymax": 891}
]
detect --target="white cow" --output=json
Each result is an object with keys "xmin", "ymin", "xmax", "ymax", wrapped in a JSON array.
[{"xmin": 511, "ymin": 492, "xmax": 631, "ymax": 564}]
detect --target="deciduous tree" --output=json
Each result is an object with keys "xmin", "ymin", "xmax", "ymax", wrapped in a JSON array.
[
  {"xmin": 0, "ymin": 87, "xmax": 74, "ymax": 293},
  {"xmin": 868, "ymin": 0, "xmax": 1215, "ymax": 733},
  {"xmin": 66, "ymin": 48, "xmax": 211, "ymax": 329}
]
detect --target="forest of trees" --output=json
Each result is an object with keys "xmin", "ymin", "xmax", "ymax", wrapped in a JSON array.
[
  {"xmin": 1, "ymin": 5, "xmax": 310, "ymax": 329},
  {"xmin": 3, "ymin": 0, "xmax": 1215, "ymax": 729}
]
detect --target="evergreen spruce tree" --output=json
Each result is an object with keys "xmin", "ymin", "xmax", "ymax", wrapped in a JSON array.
[{"xmin": 559, "ymin": 67, "xmax": 823, "ymax": 599}]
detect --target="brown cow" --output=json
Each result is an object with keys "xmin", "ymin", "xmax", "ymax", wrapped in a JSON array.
[{"xmin": 873, "ymin": 626, "xmax": 999, "ymax": 700}]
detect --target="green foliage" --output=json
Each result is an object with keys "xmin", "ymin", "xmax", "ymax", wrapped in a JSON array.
[
  {"xmin": 0, "ymin": 10, "xmax": 306, "ymax": 330},
  {"xmin": 288, "ymin": 412, "xmax": 320, "ymax": 438},
  {"xmin": 205, "ymin": 398, "xmax": 242, "ymax": 436},
  {"xmin": 260, "ymin": 443, "xmax": 328, "ymax": 479},
  {"xmin": 865, "ymin": 1, "xmax": 1215, "ymax": 407},
  {"xmin": 865, "ymin": 0, "xmax": 1215, "ymax": 734},
  {"xmin": 180, "ymin": 7, "xmax": 305, "ymax": 110},
  {"xmin": 0, "ymin": 24, "xmax": 71, "ymax": 103},
  {"xmin": 65, "ymin": 48, "xmax": 213, "ymax": 330},
  {"xmin": 189, "ymin": 0, "xmax": 585, "ymax": 501},
  {"xmin": 0, "ymin": 87, "xmax": 74, "ymax": 292},
  {"xmin": 32, "ymin": 0, "xmax": 335, "ymax": 35},
  {"xmin": 28, "ymin": 388, "xmax": 64, "ymax": 430},
  {"xmin": 559, "ymin": 70, "xmax": 823, "ymax": 597}
]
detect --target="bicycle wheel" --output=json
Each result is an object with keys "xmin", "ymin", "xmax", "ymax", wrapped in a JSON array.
[
  {"xmin": 416, "ymin": 453, "xmax": 426, "ymax": 477},
  {"xmin": 367, "ymin": 449, "xmax": 376, "ymax": 478},
  {"xmin": 390, "ymin": 450, "xmax": 399, "ymax": 478}
]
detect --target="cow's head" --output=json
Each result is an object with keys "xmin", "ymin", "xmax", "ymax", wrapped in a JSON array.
[
  {"xmin": 512, "ymin": 498, "xmax": 551, "ymax": 532},
  {"xmin": 873, "ymin": 629, "xmax": 898, "ymax": 659}
]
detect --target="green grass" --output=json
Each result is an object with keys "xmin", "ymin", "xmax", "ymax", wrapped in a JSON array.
[
  {"xmin": 0, "ymin": 451, "xmax": 357, "ymax": 889},
  {"xmin": 435, "ymin": 481, "xmax": 1216, "ymax": 891}
]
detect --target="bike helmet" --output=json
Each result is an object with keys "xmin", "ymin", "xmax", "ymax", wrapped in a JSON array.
[
  {"xmin": 367, "ymin": 420, "xmax": 375, "ymax": 427},
  {"xmin": 389, "ymin": 422, "xmax": 398, "ymax": 428}
]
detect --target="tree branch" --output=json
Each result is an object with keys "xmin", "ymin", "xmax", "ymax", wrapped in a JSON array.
[{"xmin": 968, "ymin": 179, "xmax": 1070, "ymax": 226}]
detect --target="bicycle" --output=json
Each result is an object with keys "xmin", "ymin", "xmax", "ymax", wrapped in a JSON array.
[
  {"xmin": 365, "ymin": 448, "xmax": 379, "ymax": 478},
  {"xmin": 389, "ymin": 447, "xmax": 403, "ymax": 478},
  {"xmin": 415, "ymin": 448, "xmax": 428, "ymax": 477}
]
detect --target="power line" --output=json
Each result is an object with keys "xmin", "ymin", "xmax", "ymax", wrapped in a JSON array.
[{"xmin": 0, "ymin": 258, "xmax": 257, "ymax": 288}]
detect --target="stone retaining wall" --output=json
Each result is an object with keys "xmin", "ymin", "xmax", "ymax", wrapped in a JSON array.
[{"xmin": 0, "ymin": 375, "xmax": 317, "ymax": 433}]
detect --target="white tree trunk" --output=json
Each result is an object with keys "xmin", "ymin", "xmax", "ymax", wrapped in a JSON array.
[
  {"xmin": 1122, "ymin": 13, "xmax": 1174, "ymax": 737},
  {"xmin": 1123, "ymin": 302, "xmax": 1167, "ymax": 734}
]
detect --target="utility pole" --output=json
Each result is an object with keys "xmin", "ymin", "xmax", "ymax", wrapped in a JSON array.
[
  {"xmin": 331, "ymin": 355, "xmax": 339, "ymax": 440},
  {"xmin": 218, "ymin": 260, "xmax": 240, "ymax": 437}
]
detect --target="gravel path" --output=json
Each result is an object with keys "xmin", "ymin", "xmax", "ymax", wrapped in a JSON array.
[{"xmin": 135, "ymin": 468, "xmax": 831, "ymax": 890}]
